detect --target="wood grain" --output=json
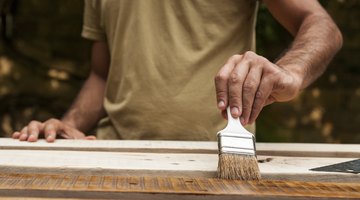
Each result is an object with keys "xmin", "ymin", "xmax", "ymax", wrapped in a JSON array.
[
  {"xmin": 0, "ymin": 149, "xmax": 358, "ymax": 182},
  {"xmin": 257, "ymin": 143, "xmax": 360, "ymax": 158},
  {"xmin": 0, "ymin": 173, "xmax": 359, "ymax": 199},
  {"xmin": 0, "ymin": 139, "xmax": 359, "ymax": 199}
]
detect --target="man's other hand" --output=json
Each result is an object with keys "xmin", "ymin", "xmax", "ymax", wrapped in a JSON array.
[{"xmin": 12, "ymin": 119, "xmax": 96, "ymax": 142}]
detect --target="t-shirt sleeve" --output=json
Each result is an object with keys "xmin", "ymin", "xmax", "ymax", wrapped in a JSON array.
[{"xmin": 81, "ymin": 0, "xmax": 106, "ymax": 41}]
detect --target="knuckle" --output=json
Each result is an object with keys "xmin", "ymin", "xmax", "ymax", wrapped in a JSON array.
[
  {"xmin": 43, "ymin": 124, "xmax": 55, "ymax": 132},
  {"xmin": 230, "ymin": 73, "xmax": 242, "ymax": 84},
  {"xmin": 255, "ymin": 90, "xmax": 264, "ymax": 99},
  {"xmin": 21, "ymin": 126, "xmax": 28, "ymax": 132},
  {"xmin": 44, "ymin": 128, "xmax": 55, "ymax": 135},
  {"xmin": 228, "ymin": 94, "xmax": 241, "ymax": 105},
  {"xmin": 216, "ymin": 90, "xmax": 227, "ymax": 99},
  {"xmin": 46, "ymin": 128, "xmax": 55, "ymax": 133},
  {"xmin": 28, "ymin": 127, "xmax": 37, "ymax": 133},
  {"xmin": 243, "ymin": 81, "xmax": 256, "ymax": 92},
  {"xmin": 28, "ymin": 120, "xmax": 40, "ymax": 127},
  {"xmin": 44, "ymin": 123, "xmax": 55, "ymax": 130},
  {"xmin": 229, "ymin": 54, "xmax": 241, "ymax": 62},
  {"xmin": 46, "ymin": 118, "xmax": 59, "ymax": 124},
  {"xmin": 243, "ymin": 51, "xmax": 256, "ymax": 59},
  {"xmin": 214, "ymin": 72, "xmax": 228, "ymax": 83}
]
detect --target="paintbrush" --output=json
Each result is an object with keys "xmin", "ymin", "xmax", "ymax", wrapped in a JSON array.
[{"xmin": 217, "ymin": 107, "xmax": 261, "ymax": 180}]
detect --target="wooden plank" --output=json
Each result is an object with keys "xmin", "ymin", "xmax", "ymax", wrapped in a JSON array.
[
  {"xmin": 0, "ymin": 198, "xmax": 84, "ymax": 200},
  {"xmin": 0, "ymin": 138, "xmax": 217, "ymax": 153},
  {"xmin": 256, "ymin": 143, "xmax": 360, "ymax": 158},
  {"xmin": 0, "ymin": 139, "xmax": 359, "ymax": 198},
  {"xmin": 0, "ymin": 173, "xmax": 359, "ymax": 199},
  {"xmin": 1, "ymin": 138, "xmax": 359, "ymax": 158},
  {"xmin": 0, "ymin": 149, "xmax": 358, "ymax": 183}
]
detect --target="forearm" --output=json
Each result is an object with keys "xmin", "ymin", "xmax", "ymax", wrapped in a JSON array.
[
  {"xmin": 215, "ymin": 1, "xmax": 343, "ymax": 124},
  {"xmin": 276, "ymin": 12, "xmax": 343, "ymax": 89},
  {"xmin": 61, "ymin": 41, "xmax": 110, "ymax": 134},
  {"xmin": 61, "ymin": 71, "xmax": 106, "ymax": 134}
]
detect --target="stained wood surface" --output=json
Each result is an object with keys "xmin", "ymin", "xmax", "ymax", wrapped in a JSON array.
[
  {"xmin": 0, "ymin": 138, "xmax": 359, "ymax": 199},
  {"xmin": 0, "ymin": 140, "xmax": 360, "ymax": 182},
  {"xmin": 0, "ymin": 138, "xmax": 359, "ymax": 157},
  {"xmin": 0, "ymin": 173, "xmax": 359, "ymax": 199}
]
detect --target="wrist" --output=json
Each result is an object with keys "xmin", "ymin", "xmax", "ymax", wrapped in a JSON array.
[
  {"xmin": 277, "ymin": 63, "xmax": 305, "ymax": 89},
  {"xmin": 60, "ymin": 119, "xmax": 77, "ymax": 128},
  {"xmin": 273, "ymin": 63, "xmax": 305, "ymax": 102},
  {"xmin": 61, "ymin": 112, "xmax": 80, "ymax": 129}
]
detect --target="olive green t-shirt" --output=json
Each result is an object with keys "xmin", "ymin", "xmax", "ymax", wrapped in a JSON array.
[{"xmin": 82, "ymin": 0, "xmax": 258, "ymax": 140}]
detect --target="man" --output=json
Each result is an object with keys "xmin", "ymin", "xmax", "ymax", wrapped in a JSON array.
[{"xmin": 12, "ymin": 0, "xmax": 342, "ymax": 142}]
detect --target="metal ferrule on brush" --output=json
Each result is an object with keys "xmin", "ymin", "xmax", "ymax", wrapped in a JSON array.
[
  {"xmin": 217, "ymin": 107, "xmax": 260, "ymax": 180},
  {"xmin": 217, "ymin": 131, "xmax": 257, "ymax": 156}
]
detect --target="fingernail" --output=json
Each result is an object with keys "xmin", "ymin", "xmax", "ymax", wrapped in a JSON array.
[
  {"xmin": 12, "ymin": 132, "xmax": 20, "ymax": 138},
  {"xmin": 218, "ymin": 101, "xmax": 225, "ymax": 108},
  {"xmin": 231, "ymin": 107, "xmax": 239, "ymax": 116},
  {"xmin": 47, "ymin": 135, "xmax": 54, "ymax": 142},
  {"xmin": 240, "ymin": 117, "xmax": 246, "ymax": 125},
  {"xmin": 19, "ymin": 134, "xmax": 28, "ymax": 141}
]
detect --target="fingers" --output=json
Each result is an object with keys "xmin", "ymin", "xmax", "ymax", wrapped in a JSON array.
[
  {"xmin": 215, "ymin": 55, "xmax": 241, "ymax": 112},
  {"xmin": 12, "ymin": 119, "xmax": 90, "ymax": 142},
  {"xmin": 43, "ymin": 123, "xmax": 57, "ymax": 143},
  {"xmin": 13, "ymin": 119, "xmax": 62, "ymax": 142},
  {"xmin": 19, "ymin": 126, "xmax": 29, "ymax": 141},
  {"xmin": 248, "ymin": 77, "xmax": 273, "ymax": 124},
  {"xmin": 27, "ymin": 121, "xmax": 43, "ymax": 142},
  {"xmin": 241, "ymin": 66, "xmax": 262, "ymax": 124},
  {"xmin": 12, "ymin": 120, "xmax": 43, "ymax": 142},
  {"xmin": 217, "ymin": 52, "xmax": 283, "ymax": 124},
  {"xmin": 228, "ymin": 57, "xmax": 249, "ymax": 118},
  {"xmin": 12, "ymin": 131, "xmax": 21, "ymax": 139},
  {"xmin": 13, "ymin": 127, "xmax": 32, "ymax": 141},
  {"xmin": 43, "ymin": 118, "xmax": 84, "ymax": 142}
]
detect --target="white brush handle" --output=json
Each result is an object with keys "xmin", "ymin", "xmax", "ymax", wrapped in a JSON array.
[
  {"xmin": 217, "ymin": 107, "xmax": 256, "ymax": 155},
  {"xmin": 224, "ymin": 107, "xmax": 249, "ymax": 133}
]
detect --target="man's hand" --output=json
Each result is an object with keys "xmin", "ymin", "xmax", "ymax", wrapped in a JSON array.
[
  {"xmin": 215, "ymin": 51, "xmax": 302, "ymax": 125},
  {"xmin": 12, "ymin": 119, "xmax": 96, "ymax": 142},
  {"xmin": 215, "ymin": 0, "xmax": 342, "ymax": 125},
  {"xmin": 11, "ymin": 41, "xmax": 110, "ymax": 143}
]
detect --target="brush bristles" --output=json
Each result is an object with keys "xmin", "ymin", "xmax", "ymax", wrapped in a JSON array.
[{"xmin": 217, "ymin": 153, "xmax": 261, "ymax": 180}]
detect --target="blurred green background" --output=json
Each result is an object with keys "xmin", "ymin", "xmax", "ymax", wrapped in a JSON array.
[{"xmin": 0, "ymin": 0, "xmax": 359, "ymax": 143}]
